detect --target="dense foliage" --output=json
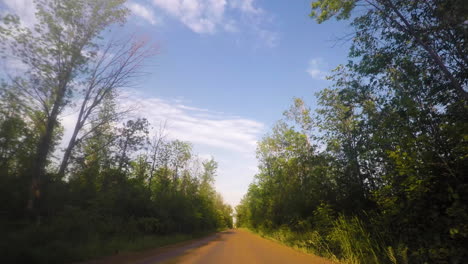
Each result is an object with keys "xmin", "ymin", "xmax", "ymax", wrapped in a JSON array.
[
  {"xmin": 236, "ymin": 1, "xmax": 467, "ymax": 263},
  {"xmin": 0, "ymin": 1, "xmax": 232, "ymax": 263}
]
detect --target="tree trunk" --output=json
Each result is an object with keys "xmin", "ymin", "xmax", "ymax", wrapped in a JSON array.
[
  {"xmin": 118, "ymin": 140, "xmax": 128, "ymax": 171},
  {"xmin": 27, "ymin": 98, "xmax": 60, "ymax": 219},
  {"xmin": 27, "ymin": 69, "xmax": 71, "ymax": 219},
  {"xmin": 58, "ymin": 87, "xmax": 90, "ymax": 178},
  {"xmin": 148, "ymin": 142, "xmax": 160, "ymax": 188},
  {"xmin": 58, "ymin": 123, "xmax": 80, "ymax": 178},
  {"xmin": 380, "ymin": 0, "xmax": 467, "ymax": 99}
]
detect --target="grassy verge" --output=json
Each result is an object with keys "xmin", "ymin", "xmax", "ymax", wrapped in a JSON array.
[
  {"xmin": 2, "ymin": 226, "xmax": 219, "ymax": 264},
  {"xmin": 73, "ymin": 231, "xmax": 216, "ymax": 262},
  {"xmin": 241, "ymin": 215, "xmax": 408, "ymax": 264},
  {"xmin": 240, "ymin": 227, "xmax": 341, "ymax": 263}
]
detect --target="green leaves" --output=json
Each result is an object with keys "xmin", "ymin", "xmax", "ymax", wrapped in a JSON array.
[
  {"xmin": 310, "ymin": 0, "xmax": 357, "ymax": 23},
  {"xmin": 0, "ymin": 2, "xmax": 234, "ymax": 262},
  {"xmin": 237, "ymin": 1, "xmax": 468, "ymax": 262}
]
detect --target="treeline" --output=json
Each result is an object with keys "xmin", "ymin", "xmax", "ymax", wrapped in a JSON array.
[
  {"xmin": 236, "ymin": 1, "xmax": 467, "ymax": 263},
  {"xmin": 0, "ymin": 1, "xmax": 232, "ymax": 263}
]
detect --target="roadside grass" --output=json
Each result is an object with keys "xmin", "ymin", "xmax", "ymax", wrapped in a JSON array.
[
  {"xmin": 240, "ymin": 227, "xmax": 341, "ymax": 263},
  {"xmin": 241, "ymin": 215, "xmax": 408, "ymax": 264},
  {"xmin": 2, "ymin": 224, "xmax": 218, "ymax": 264},
  {"xmin": 73, "ymin": 232, "xmax": 211, "ymax": 261}
]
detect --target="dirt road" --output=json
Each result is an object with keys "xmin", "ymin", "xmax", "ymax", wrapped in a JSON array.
[{"xmin": 84, "ymin": 229, "xmax": 334, "ymax": 264}]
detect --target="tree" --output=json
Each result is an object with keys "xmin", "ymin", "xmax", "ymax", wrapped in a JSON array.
[
  {"xmin": 310, "ymin": 0, "xmax": 467, "ymax": 99},
  {"xmin": 315, "ymin": 83, "xmax": 378, "ymax": 209},
  {"xmin": 116, "ymin": 118, "xmax": 149, "ymax": 172},
  {"xmin": 147, "ymin": 121, "xmax": 168, "ymax": 187},
  {"xmin": 235, "ymin": 2, "xmax": 467, "ymax": 262},
  {"xmin": 0, "ymin": 2, "xmax": 234, "ymax": 263},
  {"xmin": 168, "ymin": 140, "xmax": 192, "ymax": 184},
  {"xmin": 0, "ymin": 82, "xmax": 37, "ymax": 177},
  {"xmin": 201, "ymin": 158, "xmax": 217, "ymax": 187},
  {"xmin": 73, "ymin": 94, "xmax": 118, "ymax": 182},
  {"xmin": 58, "ymin": 37, "xmax": 156, "ymax": 177},
  {"xmin": 0, "ymin": 0, "xmax": 129, "ymax": 215}
]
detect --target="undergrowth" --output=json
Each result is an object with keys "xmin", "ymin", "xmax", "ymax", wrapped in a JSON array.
[{"xmin": 245, "ymin": 214, "xmax": 409, "ymax": 264}]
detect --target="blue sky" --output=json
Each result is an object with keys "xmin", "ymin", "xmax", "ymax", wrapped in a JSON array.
[{"xmin": 2, "ymin": 0, "xmax": 352, "ymax": 207}]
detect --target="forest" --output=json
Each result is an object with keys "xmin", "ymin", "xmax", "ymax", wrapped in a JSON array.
[
  {"xmin": 1, "ymin": 0, "xmax": 467, "ymax": 263},
  {"xmin": 0, "ymin": 1, "xmax": 232, "ymax": 263},
  {"xmin": 236, "ymin": 0, "xmax": 467, "ymax": 263}
]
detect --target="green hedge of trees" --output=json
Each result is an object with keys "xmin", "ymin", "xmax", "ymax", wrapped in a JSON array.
[
  {"xmin": 0, "ymin": 1, "xmax": 232, "ymax": 263},
  {"xmin": 236, "ymin": 1, "xmax": 467, "ymax": 263}
]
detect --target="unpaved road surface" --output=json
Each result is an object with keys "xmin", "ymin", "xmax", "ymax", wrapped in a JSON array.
[{"xmin": 84, "ymin": 229, "xmax": 334, "ymax": 264}]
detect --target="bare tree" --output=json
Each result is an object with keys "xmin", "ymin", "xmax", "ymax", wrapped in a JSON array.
[
  {"xmin": 147, "ymin": 121, "xmax": 168, "ymax": 187},
  {"xmin": 58, "ymin": 37, "xmax": 157, "ymax": 177}
]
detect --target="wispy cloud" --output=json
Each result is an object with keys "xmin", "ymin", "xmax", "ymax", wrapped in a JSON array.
[
  {"xmin": 127, "ymin": 2, "xmax": 160, "ymax": 25},
  {"xmin": 257, "ymin": 29, "xmax": 279, "ymax": 48},
  {"xmin": 1, "ymin": 0, "xmax": 279, "ymax": 48},
  {"xmin": 230, "ymin": 0, "xmax": 262, "ymax": 15},
  {"xmin": 148, "ymin": 0, "xmax": 278, "ymax": 47},
  {"xmin": 307, "ymin": 58, "xmax": 329, "ymax": 80},
  {"xmin": 120, "ymin": 91, "xmax": 264, "ymax": 154},
  {"xmin": 151, "ymin": 0, "xmax": 227, "ymax": 34}
]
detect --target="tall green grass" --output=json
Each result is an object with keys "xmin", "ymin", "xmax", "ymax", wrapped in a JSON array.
[
  {"xmin": 328, "ymin": 216, "xmax": 380, "ymax": 264},
  {"xmin": 248, "ymin": 214, "xmax": 409, "ymax": 264}
]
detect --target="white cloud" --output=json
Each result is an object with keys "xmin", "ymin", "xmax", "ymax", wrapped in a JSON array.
[
  {"xmin": 307, "ymin": 58, "xmax": 329, "ymax": 80},
  {"xmin": 148, "ymin": 0, "xmax": 278, "ymax": 47},
  {"xmin": 127, "ymin": 2, "xmax": 160, "ymax": 25},
  {"xmin": 2, "ymin": 0, "xmax": 279, "ymax": 48},
  {"xmin": 151, "ymin": 0, "xmax": 227, "ymax": 34},
  {"xmin": 121, "ymin": 92, "xmax": 264, "ymax": 154},
  {"xmin": 230, "ymin": 0, "xmax": 262, "ymax": 15}
]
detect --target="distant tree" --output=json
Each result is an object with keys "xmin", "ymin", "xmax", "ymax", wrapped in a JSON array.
[
  {"xmin": 168, "ymin": 140, "xmax": 192, "ymax": 183},
  {"xmin": 201, "ymin": 158, "xmax": 217, "ymax": 187},
  {"xmin": 116, "ymin": 118, "xmax": 149, "ymax": 172},
  {"xmin": 147, "ymin": 121, "xmax": 168, "ymax": 187}
]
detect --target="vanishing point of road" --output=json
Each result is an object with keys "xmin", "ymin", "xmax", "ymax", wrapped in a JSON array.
[{"xmin": 84, "ymin": 229, "xmax": 334, "ymax": 264}]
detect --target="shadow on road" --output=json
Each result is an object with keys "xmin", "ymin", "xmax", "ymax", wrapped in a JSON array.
[{"xmin": 136, "ymin": 230, "xmax": 235, "ymax": 264}]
